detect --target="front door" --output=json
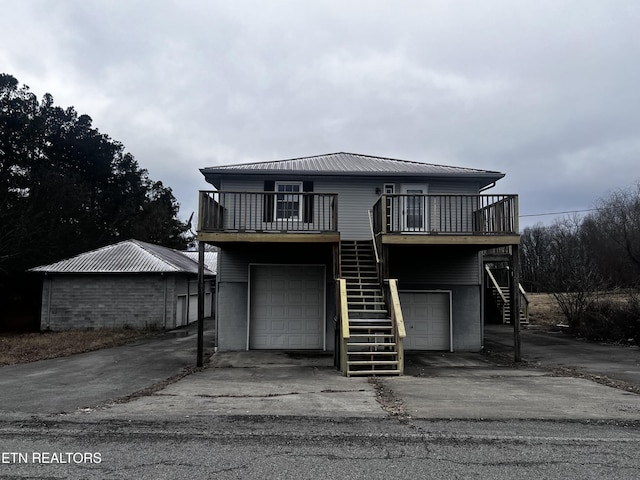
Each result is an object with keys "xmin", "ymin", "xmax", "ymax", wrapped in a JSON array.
[{"xmin": 401, "ymin": 184, "xmax": 428, "ymax": 232}]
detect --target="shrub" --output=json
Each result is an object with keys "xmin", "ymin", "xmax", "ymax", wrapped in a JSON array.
[{"xmin": 576, "ymin": 292, "xmax": 640, "ymax": 344}]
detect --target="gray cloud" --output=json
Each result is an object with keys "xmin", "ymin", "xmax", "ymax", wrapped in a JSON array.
[{"xmin": 2, "ymin": 0, "xmax": 639, "ymax": 229}]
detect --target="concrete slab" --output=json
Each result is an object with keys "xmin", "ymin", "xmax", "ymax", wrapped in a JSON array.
[
  {"xmin": 384, "ymin": 369, "xmax": 640, "ymax": 420},
  {"xmin": 99, "ymin": 363, "xmax": 384, "ymax": 418},
  {"xmin": 94, "ymin": 349, "xmax": 640, "ymax": 422}
]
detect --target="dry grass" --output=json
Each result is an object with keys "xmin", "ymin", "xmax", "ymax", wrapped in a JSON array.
[
  {"xmin": 526, "ymin": 291, "xmax": 633, "ymax": 327},
  {"xmin": 0, "ymin": 329, "xmax": 155, "ymax": 366},
  {"xmin": 527, "ymin": 293, "xmax": 565, "ymax": 326}
]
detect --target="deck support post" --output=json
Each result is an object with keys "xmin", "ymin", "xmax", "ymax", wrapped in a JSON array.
[{"xmin": 510, "ymin": 244, "xmax": 521, "ymax": 362}]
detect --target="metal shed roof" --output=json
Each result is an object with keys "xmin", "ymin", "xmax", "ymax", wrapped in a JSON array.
[
  {"xmin": 30, "ymin": 240, "xmax": 216, "ymax": 275},
  {"xmin": 201, "ymin": 152, "xmax": 504, "ymax": 187},
  {"xmin": 180, "ymin": 251, "xmax": 218, "ymax": 275}
]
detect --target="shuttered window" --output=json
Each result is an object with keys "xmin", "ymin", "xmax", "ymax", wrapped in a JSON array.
[{"xmin": 263, "ymin": 180, "xmax": 314, "ymax": 223}]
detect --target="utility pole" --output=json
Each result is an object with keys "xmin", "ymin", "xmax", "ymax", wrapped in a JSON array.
[{"xmin": 197, "ymin": 241, "xmax": 205, "ymax": 367}]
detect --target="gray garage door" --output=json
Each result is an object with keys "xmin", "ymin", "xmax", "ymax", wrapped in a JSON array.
[
  {"xmin": 249, "ymin": 265, "xmax": 325, "ymax": 349},
  {"xmin": 399, "ymin": 291, "xmax": 451, "ymax": 351}
]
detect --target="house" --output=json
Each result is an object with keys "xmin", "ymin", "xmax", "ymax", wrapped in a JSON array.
[
  {"xmin": 30, "ymin": 240, "xmax": 216, "ymax": 330},
  {"xmin": 197, "ymin": 152, "xmax": 521, "ymax": 375}
]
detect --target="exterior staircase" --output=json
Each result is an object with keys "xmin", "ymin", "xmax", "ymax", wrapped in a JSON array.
[
  {"xmin": 485, "ymin": 265, "xmax": 529, "ymax": 325},
  {"xmin": 340, "ymin": 240, "xmax": 400, "ymax": 376}
]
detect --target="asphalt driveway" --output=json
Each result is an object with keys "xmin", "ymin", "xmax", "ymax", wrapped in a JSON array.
[
  {"xmin": 484, "ymin": 323, "xmax": 640, "ymax": 385},
  {"xmin": 0, "ymin": 320, "xmax": 215, "ymax": 416}
]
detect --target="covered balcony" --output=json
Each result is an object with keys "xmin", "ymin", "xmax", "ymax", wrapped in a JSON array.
[
  {"xmin": 371, "ymin": 194, "xmax": 520, "ymax": 247},
  {"xmin": 197, "ymin": 191, "xmax": 340, "ymax": 243}
]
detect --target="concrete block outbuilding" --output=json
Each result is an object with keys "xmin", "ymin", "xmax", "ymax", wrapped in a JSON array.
[{"xmin": 30, "ymin": 240, "xmax": 216, "ymax": 330}]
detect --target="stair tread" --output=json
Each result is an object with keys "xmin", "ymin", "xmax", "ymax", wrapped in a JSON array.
[
  {"xmin": 349, "ymin": 324, "xmax": 392, "ymax": 328},
  {"xmin": 347, "ymin": 370, "xmax": 401, "ymax": 376},
  {"xmin": 348, "ymin": 361, "xmax": 399, "ymax": 366},
  {"xmin": 350, "ymin": 333, "xmax": 394, "ymax": 337},
  {"xmin": 347, "ymin": 351, "xmax": 398, "ymax": 356}
]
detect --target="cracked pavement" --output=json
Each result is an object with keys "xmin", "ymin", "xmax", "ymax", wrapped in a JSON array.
[{"xmin": 2, "ymin": 324, "xmax": 640, "ymax": 478}]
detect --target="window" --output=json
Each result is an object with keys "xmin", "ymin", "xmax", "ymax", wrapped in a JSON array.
[{"xmin": 275, "ymin": 182, "xmax": 302, "ymax": 219}]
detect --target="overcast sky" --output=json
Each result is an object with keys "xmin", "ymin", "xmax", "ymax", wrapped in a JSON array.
[{"xmin": 2, "ymin": 0, "xmax": 639, "ymax": 229}]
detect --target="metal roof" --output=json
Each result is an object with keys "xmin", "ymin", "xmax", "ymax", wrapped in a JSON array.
[
  {"xmin": 180, "ymin": 251, "xmax": 218, "ymax": 275},
  {"xmin": 30, "ymin": 240, "xmax": 216, "ymax": 275},
  {"xmin": 201, "ymin": 152, "xmax": 504, "ymax": 179}
]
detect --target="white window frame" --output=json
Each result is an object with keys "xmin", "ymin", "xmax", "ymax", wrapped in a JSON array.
[{"xmin": 274, "ymin": 181, "xmax": 303, "ymax": 220}]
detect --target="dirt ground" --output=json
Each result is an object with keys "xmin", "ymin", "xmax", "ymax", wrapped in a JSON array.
[{"xmin": 0, "ymin": 329, "xmax": 155, "ymax": 366}]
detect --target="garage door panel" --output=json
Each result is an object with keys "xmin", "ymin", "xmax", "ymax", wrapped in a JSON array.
[
  {"xmin": 400, "ymin": 292, "xmax": 451, "ymax": 351},
  {"xmin": 250, "ymin": 266, "xmax": 324, "ymax": 350}
]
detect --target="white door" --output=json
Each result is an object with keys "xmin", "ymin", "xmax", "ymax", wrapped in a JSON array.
[
  {"xmin": 176, "ymin": 296, "xmax": 187, "ymax": 327},
  {"xmin": 401, "ymin": 184, "xmax": 428, "ymax": 232},
  {"xmin": 188, "ymin": 294, "xmax": 198, "ymax": 322},
  {"xmin": 400, "ymin": 291, "xmax": 451, "ymax": 350},
  {"xmin": 249, "ymin": 265, "xmax": 325, "ymax": 349}
]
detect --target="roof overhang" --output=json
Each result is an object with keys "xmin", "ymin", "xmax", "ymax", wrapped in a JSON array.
[{"xmin": 200, "ymin": 169, "xmax": 505, "ymax": 190}]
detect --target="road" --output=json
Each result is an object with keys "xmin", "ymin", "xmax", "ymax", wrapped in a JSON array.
[
  {"xmin": 1, "ymin": 416, "xmax": 639, "ymax": 479},
  {"xmin": 2, "ymin": 323, "xmax": 640, "ymax": 478}
]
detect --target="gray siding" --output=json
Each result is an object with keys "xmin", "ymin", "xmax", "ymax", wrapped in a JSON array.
[
  {"xmin": 315, "ymin": 179, "xmax": 378, "ymax": 240},
  {"xmin": 215, "ymin": 176, "xmax": 486, "ymax": 353},
  {"xmin": 450, "ymin": 285, "xmax": 482, "ymax": 351},
  {"xmin": 216, "ymin": 243, "xmax": 335, "ymax": 351},
  {"xmin": 389, "ymin": 246, "xmax": 481, "ymax": 285},
  {"xmin": 219, "ymin": 244, "xmax": 334, "ymax": 283},
  {"xmin": 216, "ymin": 282, "xmax": 248, "ymax": 350},
  {"xmin": 219, "ymin": 177, "xmax": 481, "ymax": 240},
  {"xmin": 391, "ymin": 247, "xmax": 482, "ymax": 352}
]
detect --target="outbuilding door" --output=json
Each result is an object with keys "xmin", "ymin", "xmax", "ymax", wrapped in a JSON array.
[
  {"xmin": 400, "ymin": 291, "xmax": 451, "ymax": 351},
  {"xmin": 249, "ymin": 265, "xmax": 325, "ymax": 349}
]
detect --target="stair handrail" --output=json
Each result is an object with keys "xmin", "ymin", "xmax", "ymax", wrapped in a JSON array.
[
  {"xmin": 387, "ymin": 278, "xmax": 405, "ymax": 375},
  {"xmin": 485, "ymin": 264, "xmax": 507, "ymax": 304},
  {"xmin": 518, "ymin": 282, "xmax": 530, "ymax": 304},
  {"xmin": 503, "ymin": 265, "xmax": 530, "ymax": 306},
  {"xmin": 367, "ymin": 209, "xmax": 381, "ymax": 264},
  {"xmin": 338, "ymin": 278, "xmax": 350, "ymax": 375}
]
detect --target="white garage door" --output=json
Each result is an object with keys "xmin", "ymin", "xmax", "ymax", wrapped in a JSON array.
[
  {"xmin": 400, "ymin": 291, "xmax": 451, "ymax": 351},
  {"xmin": 249, "ymin": 265, "xmax": 325, "ymax": 349}
]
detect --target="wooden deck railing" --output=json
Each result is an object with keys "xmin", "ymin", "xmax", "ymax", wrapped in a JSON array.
[
  {"xmin": 198, "ymin": 191, "xmax": 338, "ymax": 233},
  {"xmin": 372, "ymin": 194, "xmax": 518, "ymax": 236},
  {"xmin": 338, "ymin": 278, "xmax": 350, "ymax": 376},
  {"xmin": 386, "ymin": 279, "xmax": 405, "ymax": 375}
]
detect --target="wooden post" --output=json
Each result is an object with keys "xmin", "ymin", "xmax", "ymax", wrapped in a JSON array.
[
  {"xmin": 510, "ymin": 244, "xmax": 521, "ymax": 362},
  {"xmin": 197, "ymin": 241, "xmax": 205, "ymax": 367}
]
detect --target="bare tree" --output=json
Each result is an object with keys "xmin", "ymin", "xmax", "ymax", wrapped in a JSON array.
[
  {"xmin": 520, "ymin": 223, "xmax": 555, "ymax": 292},
  {"xmin": 584, "ymin": 182, "xmax": 640, "ymax": 287},
  {"xmin": 547, "ymin": 216, "xmax": 602, "ymax": 329}
]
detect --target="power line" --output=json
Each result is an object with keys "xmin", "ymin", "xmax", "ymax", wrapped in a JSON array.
[{"xmin": 520, "ymin": 208, "xmax": 601, "ymax": 218}]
